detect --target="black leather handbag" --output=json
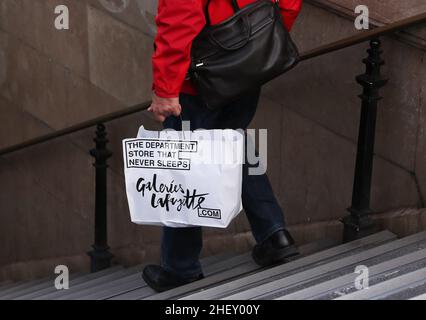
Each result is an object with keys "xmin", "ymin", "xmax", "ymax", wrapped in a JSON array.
[{"xmin": 189, "ymin": 0, "xmax": 300, "ymax": 109}]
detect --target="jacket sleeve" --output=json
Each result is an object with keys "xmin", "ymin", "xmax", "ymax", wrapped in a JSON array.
[
  {"xmin": 152, "ymin": 0, "xmax": 206, "ymax": 98},
  {"xmin": 279, "ymin": 0, "xmax": 303, "ymax": 31}
]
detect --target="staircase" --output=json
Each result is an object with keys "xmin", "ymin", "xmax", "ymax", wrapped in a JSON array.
[{"xmin": 1, "ymin": 230, "xmax": 425, "ymax": 300}]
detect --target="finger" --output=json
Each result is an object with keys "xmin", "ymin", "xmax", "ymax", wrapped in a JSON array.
[
  {"xmin": 162, "ymin": 105, "xmax": 181, "ymax": 117},
  {"xmin": 154, "ymin": 114, "xmax": 166, "ymax": 123},
  {"xmin": 152, "ymin": 110, "xmax": 166, "ymax": 122},
  {"xmin": 171, "ymin": 105, "xmax": 182, "ymax": 117},
  {"xmin": 159, "ymin": 107, "xmax": 174, "ymax": 118}
]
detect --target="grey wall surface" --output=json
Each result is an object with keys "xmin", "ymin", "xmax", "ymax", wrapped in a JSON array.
[{"xmin": 0, "ymin": 0, "xmax": 425, "ymax": 281}]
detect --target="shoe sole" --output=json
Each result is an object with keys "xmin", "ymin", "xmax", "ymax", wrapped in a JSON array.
[
  {"xmin": 142, "ymin": 270, "xmax": 203, "ymax": 293},
  {"xmin": 142, "ymin": 271, "xmax": 176, "ymax": 293},
  {"xmin": 252, "ymin": 245, "xmax": 300, "ymax": 267}
]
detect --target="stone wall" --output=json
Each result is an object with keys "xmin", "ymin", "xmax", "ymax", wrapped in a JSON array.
[{"xmin": 0, "ymin": 0, "xmax": 425, "ymax": 281}]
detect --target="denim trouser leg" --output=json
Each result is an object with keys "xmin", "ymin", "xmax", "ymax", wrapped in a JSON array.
[
  {"xmin": 242, "ymin": 160, "xmax": 286, "ymax": 243},
  {"xmin": 160, "ymin": 89, "xmax": 285, "ymax": 278},
  {"xmin": 161, "ymin": 227, "xmax": 203, "ymax": 279}
]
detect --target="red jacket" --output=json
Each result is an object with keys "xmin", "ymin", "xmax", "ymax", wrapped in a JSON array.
[{"xmin": 152, "ymin": 0, "xmax": 303, "ymax": 98}]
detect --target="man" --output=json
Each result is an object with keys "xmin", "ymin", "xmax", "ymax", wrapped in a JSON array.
[{"xmin": 143, "ymin": 0, "xmax": 303, "ymax": 292}]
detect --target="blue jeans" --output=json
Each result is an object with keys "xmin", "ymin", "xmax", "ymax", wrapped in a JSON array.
[{"xmin": 161, "ymin": 88, "xmax": 286, "ymax": 278}]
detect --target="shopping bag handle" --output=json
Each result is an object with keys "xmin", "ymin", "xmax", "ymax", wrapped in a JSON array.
[{"xmin": 179, "ymin": 113, "xmax": 187, "ymax": 140}]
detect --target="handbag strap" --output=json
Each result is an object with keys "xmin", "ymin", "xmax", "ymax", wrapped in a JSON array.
[
  {"xmin": 230, "ymin": 0, "xmax": 241, "ymax": 11},
  {"xmin": 205, "ymin": 0, "xmax": 241, "ymax": 26}
]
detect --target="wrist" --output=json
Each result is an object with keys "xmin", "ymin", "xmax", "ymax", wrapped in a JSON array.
[
  {"xmin": 152, "ymin": 92, "xmax": 179, "ymax": 106},
  {"xmin": 154, "ymin": 89, "xmax": 180, "ymax": 99}
]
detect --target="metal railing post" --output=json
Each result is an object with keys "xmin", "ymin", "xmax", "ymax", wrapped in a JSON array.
[
  {"xmin": 88, "ymin": 123, "xmax": 113, "ymax": 272},
  {"xmin": 342, "ymin": 38, "xmax": 388, "ymax": 242}
]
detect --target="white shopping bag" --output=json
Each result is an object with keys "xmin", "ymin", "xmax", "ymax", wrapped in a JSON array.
[{"xmin": 122, "ymin": 126, "xmax": 244, "ymax": 228}]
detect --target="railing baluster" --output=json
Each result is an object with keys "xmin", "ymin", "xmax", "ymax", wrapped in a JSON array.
[
  {"xmin": 342, "ymin": 38, "xmax": 388, "ymax": 242},
  {"xmin": 88, "ymin": 123, "xmax": 113, "ymax": 272}
]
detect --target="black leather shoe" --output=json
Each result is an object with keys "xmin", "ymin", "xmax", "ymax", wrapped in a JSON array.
[
  {"xmin": 142, "ymin": 265, "xmax": 204, "ymax": 293},
  {"xmin": 252, "ymin": 229, "xmax": 299, "ymax": 267}
]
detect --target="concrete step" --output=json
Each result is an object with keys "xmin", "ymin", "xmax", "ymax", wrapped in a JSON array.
[
  {"xmin": 14, "ymin": 266, "xmax": 124, "ymax": 300},
  {"xmin": 0, "ymin": 281, "xmax": 22, "ymax": 293},
  {"xmin": 200, "ymin": 252, "xmax": 235, "ymax": 267},
  {"xmin": 6, "ymin": 230, "xmax": 425, "ymax": 301},
  {"xmin": 68, "ymin": 272, "xmax": 146, "ymax": 300},
  {"xmin": 145, "ymin": 261, "xmax": 260, "ymax": 301},
  {"xmin": 0, "ymin": 265, "xmax": 124, "ymax": 300},
  {"xmin": 335, "ymin": 267, "xmax": 426, "ymax": 300},
  {"xmin": 410, "ymin": 292, "xmax": 426, "ymax": 300},
  {"xmin": 267, "ymin": 234, "xmax": 426, "ymax": 300},
  {"xmin": 218, "ymin": 231, "xmax": 426, "ymax": 300},
  {"xmin": 72, "ymin": 257, "xmax": 257, "ymax": 300},
  {"xmin": 109, "ymin": 252, "xmax": 255, "ymax": 300},
  {"xmin": 143, "ymin": 238, "xmax": 339, "ymax": 301},
  {"xmin": 0, "ymin": 239, "xmax": 337, "ymax": 301},
  {"xmin": 276, "ymin": 248, "xmax": 426, "ymax": 299},
  {"xmin": 33, "ymin": 265, "xmax": 142, "ymax": 300},
  {"xmin": 0, "ymin": 272, "xmax": 88, "ymax": 300},
  {"xmin": 180, "ymin": 230, "xmax": 396, "ymax": 300},
  {"xmin": 22, "ymin": 252, "xmax": 241, "ymax": 300},
  {"xmin": 384, "ymin": 282, "xmax": 426, "ymax": 300},
  {"xmin": 0, "ymin": 277, "xmax": 54, "ymax": 299}
]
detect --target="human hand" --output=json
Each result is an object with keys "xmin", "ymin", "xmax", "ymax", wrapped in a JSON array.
[{"xmin": 148, "ymin": 92, "xmax": 182, "ymax": 123}]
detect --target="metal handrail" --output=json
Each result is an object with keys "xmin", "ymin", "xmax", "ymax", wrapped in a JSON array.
[
  {"xmin": 0, "ymin": 101, "xmax": 151, "ymax": 156},
  {"xmin": 0, "ymin": 12, "xmax": 424, "ymax": 157},
  {"xmin": 300, "ymin": 12, "xmax": 426, "ymax": 61}
]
